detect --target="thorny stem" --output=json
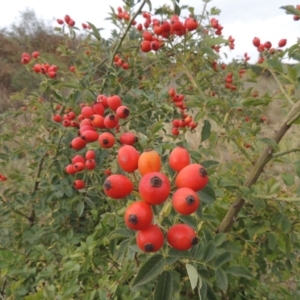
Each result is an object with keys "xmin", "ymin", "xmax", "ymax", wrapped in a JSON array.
[
  {"xmin": 269, "ymin": 68, "xmax": 294, "ymax": 106},
  {"xmin": 217, "ymin": 100, "xmax": 300, "ymax": 233},
  {"xmin": 28, "ymin": 152, "xmax": 47, "ymax": 226},
  {"xmin": 272, "ymin": 147, "xmax": 300, "ymax": 158},
  {"xmin": 0, "ymin": 192, "xmax": 30, "ymax": 221},
  {"xmin": 255, "ymin": 195, "xmax": 300, "ymax": 202},
  {"xmin": 100, "ymin": 0, "xmax": 148, "ymax": 93}
]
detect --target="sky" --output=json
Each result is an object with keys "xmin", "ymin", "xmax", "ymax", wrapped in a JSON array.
[{"xmin": 0, "ymin": 0, "xmax": 299, "ymax": 63}]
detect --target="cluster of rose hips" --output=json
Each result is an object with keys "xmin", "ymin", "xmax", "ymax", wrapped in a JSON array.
[
  {"xmin": 52, "ymin": 94, "xmax": 131, "ymax": 151},
  {"xmin": 137, "ymin": 13, "xmax": 199, "ymax": 52},
  {"xmin": 113, "ymin": 55, "xmax": 129, "ymax": 70},
  {"xmin": 57, "ymin": 14, "xmax": 92, "ymax": 30},
  {"xmin": 57, "ymin": 15, "xmax": 76, "ymax": 27},
  {"xmin": 228, "ymin": 35, "xmax": 235, "ymax": 50},
  {"xmin": 244, "ymin": 52, "xmax": 250, "ymax": 62},
  {"xmin": 210, "ymin": 18, "xmax": 223, "ymax": 35},
  {"xmin": 224, "ymin": 69, "xmax": 247, "ymax": 90},
  {"xmin": 65, "ymin": 150, "xmax": 97, "ymax": 190},
  {"xmin": 224, "ymin": 72, "xmax": 237, "ymax": 90},
  {"xmin": 168, "ymin": 88, "xmax": 197, "ymax": 136},
  {"xmin": 103, "ymin": 145, "xmax": 208, "ymax": 252},
  {"xmin": 252, "ymin": 37, "xmax": 287, "ymax": 63},
  {"xmin": 21, "ymin": 51, "xmax": 59, "ymax": 78},
  {"xmin": 116, "ymin": 6, "xmax": 134, "ymax": 23},
  {"xmin": 138, "ymin": 11, "xmax": 198, "ymax": 35}
]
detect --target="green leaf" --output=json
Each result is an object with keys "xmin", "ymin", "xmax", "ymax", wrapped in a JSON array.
[
  {"xmin": 286, "ymin": 65, "xmax": 298, "ymax": 82},
  {"xmin": 194, "ymin": 110, "xmax": 205, "ymax": 123},
  {"xmin": 281, "ymin": 173, "xmax": 294, "ymax": 186},
  {"xmin": 206, "ymin": 282, "xmax": 218, "ymax": 300},
  {"xmin": 213, "ymin": 233, "xmax": 227, "ymax": 247},
  {"xmin": 215, "ymin": 252, "xmax": 233, "ymax": 268},
  {"xmin": 151, "ymin": 120, "xmax": 164, "ymax": 135},
  {"xmin": 154, "ymin": 271, "xmax": 173, "ymax": 300},
  {"xmin": 280, "ymin": 5, "xmax": 300, "ymax": 16},
  {"xmin": 186, "ymin": 264, "xmax": 198, "ymax": 289},
  {"xmin": 202, "ymin": 36, "xmax": 227, "ymax": 47},
  {"xmin": 108, "ymin": 228, "xmax": 133, "ymax": 240},
  {"xmin": 201, "ymin": 120, "xmax": 211, "ymax": 142},
  {"xmin": 168, "ymin": 248, "xmax": 191, "ymax": 259},
  {"xmin": 241, "ymin": 97, "xmax": 263, "ymax": 107},
  {"xmin": 266, "ymin": 59, "xmax": 284, "ymax": 73},
  {"xmin": 294, "ymin": 161, "xmax": 300, "ymax": 177},
  {"xmin": 201, "ymin": 160, "xmax": 219, "ymax": 169},
  {"xmin": 198, "ymin": 277, "xmax": 207, "ymax": 300},
  {"xmin": 259, "ymin": 138, "xmax": 279, "ymax": 151},
  {"xmin": 266, "ymin": 232, "xmax": 276, "ymax": 251},
  {"xmin": 215, "ymin": 268, "xmax": 228, "ymax": 291},
  {"xmin": 226, "ymin": 265, "xmax": 253, "ymax": 279},
  {"xmin": 203, "ymin": 241, "xmax": 216, "ymax": 263},
  {"xmin": 198, "ymin": 186, "xmax": 216, "ymax": 204},
  {"xmin": 77, "ymin": 202, "xmax": 84, "ymax": 217},
  {"xmin": 87, "ymin": 22, "xmax": 101, "ymax": 40},
  {"xmin": 131, "ymin": 254, "xmax": 166, "ymax": 289}
]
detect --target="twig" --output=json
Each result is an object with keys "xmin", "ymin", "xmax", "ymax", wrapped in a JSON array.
[
  {"xmin": 217, "ymin": 100, "xmax": 300, "ymax": 233},
  {"xmin": 272, "ymin": 147, "xmax": 300, "ymax": 158},
  {"xmin": 269, "ymin": 68, "xmax": 294, "ymax": 106},
  {"xmin": 0, "ymin": 193, "xmax": 30, "ymax": 221},
  {"xmin": 255, "ymin": 195, "xmax": 300, "ymax": 202},
  {"xmin": 100, "ymin": 0, "xmax": 148, "ymax": 93},
  {"xmin": 28, "ymin": 153, "xmax": 47, "ymax": 226}
]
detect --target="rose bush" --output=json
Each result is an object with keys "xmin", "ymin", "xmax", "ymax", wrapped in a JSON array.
[{"xmin": 1, "ymin": 1, "xmax": 300, "ymax": 299}]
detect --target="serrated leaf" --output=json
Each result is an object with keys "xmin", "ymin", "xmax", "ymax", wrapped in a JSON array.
[
  {"xmin": 215, "ymin": 268, "xmax": 228, "ymax": 291},
  {"xmin": 198, "ymin": 186, "xmax": 216, "ymax": 204},
  {"xmin": 259, "ymin": 138, "xmax": 279, "ymax": 151},
  {"xmin": 281, "ymin": 173, "xmax": 294, "ymax": 186},
  {"xmin": 226, "ymin": 265, "xmax": 253, "ymax": 279},
  {"xmin": 203, "ymin": 241, "xmax": 216, "ymax": 263},
  {"xmin": 215, "ymin": 252, "xmax": 233, "ymax": 268},
  {"xmin": 108, "ymin": 228, "xmax": 133, "ymax": 240},
  {"xmin": 266, "ymin": 59, "xmax": 284, "ymax": 73},
  {"xmin": 194, "ymin": 111, "xmax": 205, "ymax": 123},
  {"xmin": 154, "ymin": 271, "xmax": 173, "ymax": 300},
  {"xmin": 87, "ymin": 22, "xmax": 101, "ymax": 40},
  {"xmin": 286, "ymin": 65, "xmax": 298, "ymax": 82},
  {"xmin": 202, "ymin": 36, "xmax": 227, "ymax": 47},
  {"xmin": 186, "ymin": 264, "xmax": 198, "ymax": 289},
  {"xmin": 131, "ymin": 254, "xmax": 166, "ymax": 289},
  {"xmin": 85, "ymin": 197, "xmax": 95, "ymax": 208},
  {"xmin": 201, "ymin": 120, "xmax": 211, "ymax": 142},
  {"xmin": 266, "ymin": 232, "xmax": 276, "ymax": 251},
  {"xmin": 168, "ymin": 248, "xmax": 191, "ymax": 258},
  {"xmin": 77, "ymin": 202, "xmax": 84, "ymax": 217},
  {"xmin": 206, "ymin": 283, "xmax": 218, "ymax": 300},
  {"xmin": 241, "ymin": 97, "xmax": 262, "ymax": 107},
  {"xmin": 198, "ymin": 278, "xmax": 207, "ymax": 300},
  {"xmin": 213, "ymin": 233, "xmax": 227, "ymax": 247},
  {"xmin": 201, "ymin": 160, "xmax": 219, "ymax": 169},
  {"xmin": 280, "ymin": 5, "xmax": 300, "ymax": 16},
  {"xmin": 151, "ymin": 120, "xmax": 164, "ymax": 135}
]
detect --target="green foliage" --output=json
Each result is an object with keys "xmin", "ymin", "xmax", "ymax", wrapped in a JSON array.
[{"xmin": 0, "ymin": 1, "xmax": 300, "ymax": 300}]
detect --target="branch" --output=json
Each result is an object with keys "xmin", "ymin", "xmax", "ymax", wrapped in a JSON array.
[
  {"xmin": 255, "ymin": 195, "xmax": 300, "ymax": 202},
  {"xmin": 28, "ymin": 153, "xmax": 47, "ymax": 226},
  {"xmin": 272, "ymin": 147, "xmax": 300, "ymax": 158},
  {"xmin": 269, "ymin": 68, "xmax": 294, "ymax": 106},
  {"xmin": 217, "ymin": 100, "xmax": 300, "ymax": 233},
  {"xmin": 0, "ymin": 193, "xmax": 30, "ymax": 221},
  {"xmin": 100, "ymin": 0, "xmax": 148, "ymax": 93}
]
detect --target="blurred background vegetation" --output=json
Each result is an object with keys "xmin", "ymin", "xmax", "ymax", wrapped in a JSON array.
[{"xmin": 0, "ymin": 9, "xmax": 81, "ymax": 112}]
